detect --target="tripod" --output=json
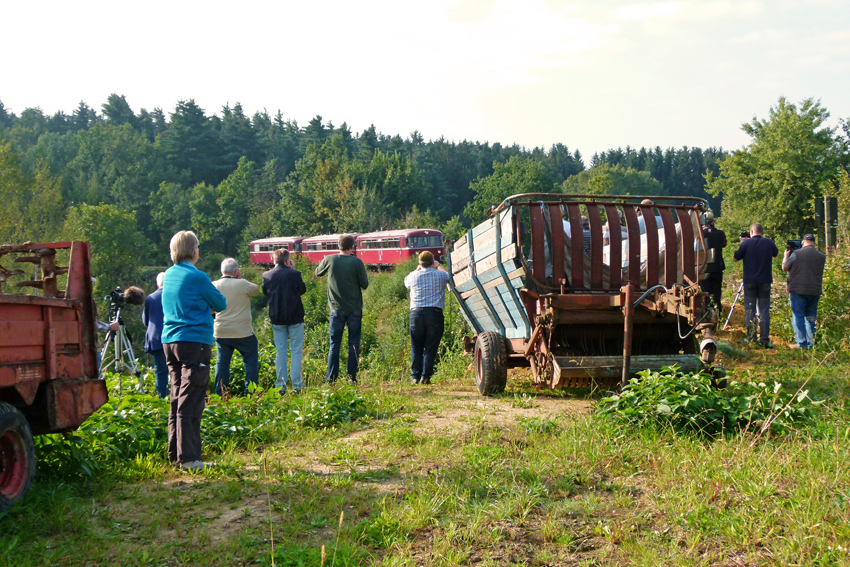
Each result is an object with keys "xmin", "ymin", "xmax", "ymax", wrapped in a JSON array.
[
  {"xmin": 99, "ymin": 304, "xmax": 143, "ymax": 393},
  {"xmin": 722, "ymin": 282, "xmax": 759, "ymax": 332}
]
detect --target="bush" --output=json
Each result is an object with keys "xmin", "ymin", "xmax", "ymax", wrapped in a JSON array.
[{"xmin": 596, "ymin": 367, "xmax": 821, "ymax": 437}]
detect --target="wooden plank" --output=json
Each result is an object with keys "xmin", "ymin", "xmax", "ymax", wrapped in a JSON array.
[
  {"xmin": 530, "ymin": 206, "xmax": 546, "ymax": 282},
  {"xmin": 460, "ymin": 267, "xmax": 525, "ymax": 299},
  {"xmin": 587, "ymin": 204, "xmax": 604, "ymax": 288},
  {"xmin": 677, "ymin": 208, "xmax": 696, "ymax": 283},
  {"xmin": 565, "ymin": 203, "xmax": 583, "ymax": 288},
  {"xmin": 604, "ymin": 205, "xmax": 622, "ymax": 288},
  {"xmin": 658, "ymin": 208, "xmax": 677, "ymax": 288},
  {"xmin": 641, "ymin": 206, "xmax": 659, "ymax": 288},
  {"xmin": 623, "ymin": 206, "xmax": 641, "ymax": 288},
  {"xmin": 472, "ymin": 218, "xmax": 496, "ymax": 238},
  {"xmin": 549, "ymin": 204, "xmax": 566, "ymax": 286}
]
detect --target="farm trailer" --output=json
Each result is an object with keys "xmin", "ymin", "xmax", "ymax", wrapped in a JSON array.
[
  {"xmin": 0, "ymin": 241, "xmax": 108, "ymax": 509},
  {"xmin": 447, "ymin": 194, "xmax": 723, "ymax": 395}
]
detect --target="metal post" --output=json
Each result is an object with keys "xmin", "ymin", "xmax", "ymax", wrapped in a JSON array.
[{"xmin": 621, "ymin": 283, "xmax": 634, "ymax": 387}]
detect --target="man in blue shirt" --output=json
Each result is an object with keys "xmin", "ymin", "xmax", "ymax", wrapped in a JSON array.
[
  {"xmin": 733, "ymin": 223, "xmax": 778, "ymax": 347},
  {"xmin": 404, "ymin": 251, "xmax": 451, "ymax": 385},
  {"xmin": 141, "ymin": 272, "xmax": 168, "ymax": 397}
]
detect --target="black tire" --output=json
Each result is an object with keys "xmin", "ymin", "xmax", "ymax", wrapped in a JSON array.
[
  {"xmin": 0, "ymin": 401, "xmax": 36, "ymax": 511},
  {"xmin": 473, "ymin": 331, "xmax": 508, "ymax": 396}
]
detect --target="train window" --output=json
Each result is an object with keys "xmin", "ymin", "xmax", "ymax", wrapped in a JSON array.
[
  {"xmin": 294, "ymin": 243, "xmax": 302, "ymax": 252},
  {"xmin": 408, "ymin": 235, "xmax": 443, "ymax": 248}
]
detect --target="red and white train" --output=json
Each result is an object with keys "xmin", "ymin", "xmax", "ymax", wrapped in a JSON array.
[{"xmin": 249, "ymin": 228, "xmax": 445, "ymax": 268}]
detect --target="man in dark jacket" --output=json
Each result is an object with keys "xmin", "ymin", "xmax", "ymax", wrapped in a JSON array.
[
  {"xmin": 141, "ymin": 272, "xmax": 168, "ymax": 398},
  {"xmin": 263, "ymin": 249, "xmax": 307, "ymax": 393},
  {"xmin": 734, "ymin": 223, "xmax": 779, "ymax": 347},
  {"xmin": 700, "ymin": 212, "xmax": 727, "ymax": 311},
  {"xmin": 782, "ymin": 234, "xmax": 826, "ymax": 349}
]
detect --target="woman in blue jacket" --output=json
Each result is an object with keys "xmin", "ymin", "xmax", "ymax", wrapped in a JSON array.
[{"xmin": 161, "ymin": 231, "xmax": 227, "ymax": 471}]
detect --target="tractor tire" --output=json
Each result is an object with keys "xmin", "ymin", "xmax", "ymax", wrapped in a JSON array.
[
  {"xmin": 0, "ymin": 401, "xmax": 36, "ymax": 511},
  {"xmin": 473, "ymin": 331, "xmax": 508, "ymax": 396}
]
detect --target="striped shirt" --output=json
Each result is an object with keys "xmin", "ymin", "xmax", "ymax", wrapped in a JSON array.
[{"xmin": 404, "ymin": 268, "xmax": 451, "ymax": 310}]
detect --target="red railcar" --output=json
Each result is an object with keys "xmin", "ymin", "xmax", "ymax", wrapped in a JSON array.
[
  {"xmin": 251, "ymin": 229, "xmax": 445, "ymax": 269},
  {"xmin": 248, "ymin": 236, "xmax": 305, "ymax": 266},
  {"xmin": 301, "ymin": 234, "xmax": 359, "ymax": 265},
  {"xmin": 355, "ymin": 229, "xmax": 445, "ymax": 268}
]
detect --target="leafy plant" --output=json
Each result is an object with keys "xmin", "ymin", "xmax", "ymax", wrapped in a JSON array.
[{"xmin": 596, "ymin": 366, "xmax": 821, "ymax": 437}]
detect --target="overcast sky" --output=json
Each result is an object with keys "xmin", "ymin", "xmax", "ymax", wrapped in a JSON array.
[{"xmin": 2, "ymin": 0, "xmax": 848, "ymax": 158}]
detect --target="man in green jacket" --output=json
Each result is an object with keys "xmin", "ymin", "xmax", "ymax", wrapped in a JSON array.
[{"xmin": 315, "ymin": 234, "xmax": 369, "ymax": 383}]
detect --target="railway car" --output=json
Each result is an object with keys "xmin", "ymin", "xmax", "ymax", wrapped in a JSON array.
[
  {"xmin": 356, "ymin": 229, "xmax": 445, "ymax": 268},
  {"xmin": 251, "ymin": 228, "xmax": 446, "ymax": 269},
  {"xmin": 249, "ymin": 236, "xmax": 305, "ymax": 266},
  {"xmin": 301, "ymin": 234, "xmax": 359, "ymax": 264}
]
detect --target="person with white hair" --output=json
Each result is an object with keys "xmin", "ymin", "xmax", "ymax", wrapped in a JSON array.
[
  {"xmin": 142, "ymin": 271, "xmax": 169, "ymax": 397},
  {"xmin": 212, "ymin": 257, "xmax": 261, "ymax": 395}
]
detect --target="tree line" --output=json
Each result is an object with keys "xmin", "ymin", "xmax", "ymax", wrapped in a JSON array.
[{"xmin": 17, "ymin": 93, "xmax": 848, "ymax": 297}]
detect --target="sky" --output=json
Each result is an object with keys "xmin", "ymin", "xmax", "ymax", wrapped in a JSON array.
[{"xmin": 2, "ymin": 0, "xmax": 848, "ymax": 159}]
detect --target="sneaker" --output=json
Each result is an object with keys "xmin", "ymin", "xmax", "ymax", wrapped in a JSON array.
[
  {"xmin": 760, "ymin": 342, "xmax": 774, "ymax": 349},
  {"xmin": 421, "ymin": 377, "xmax": 432, "ymax": 385},
  {"xmin": 179, "ymin": 460, "xmax": 214, "ymax": 472},
  {"xmin": 411, "ymin": 377, "xmax": 420, "ymax": 385},
  {"xmin": 789, "ymin": 344, "xmax": 801, "ymax": 350}
]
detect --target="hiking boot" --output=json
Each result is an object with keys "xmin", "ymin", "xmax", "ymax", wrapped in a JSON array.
[{"xmin": 179, "ymin": 460, "xmax": 214, "ymax": 472}]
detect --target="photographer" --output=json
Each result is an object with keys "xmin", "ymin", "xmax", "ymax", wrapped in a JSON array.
[
  {"xmin": 142, "ymin": 273, "xmax": 168, "ymax": 398},
  {"xmin": 782, "ymin": 234, "xmax": 826, "ymax": 349},
  {"xmin": 733, "ymin": 223, "xmax": 778, "ymax": 348},
  {"xmin": 699, "ymin": 212, "xmax": 726, "ymax": 311}
]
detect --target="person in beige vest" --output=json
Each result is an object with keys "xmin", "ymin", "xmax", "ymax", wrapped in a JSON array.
[{"xmin": 212, "ymin": 258, "xmax": 260, "ymax": 395}]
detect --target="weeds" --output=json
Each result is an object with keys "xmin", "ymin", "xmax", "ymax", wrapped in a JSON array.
[{"xmin": 596, "ymin": 366, "xmax": 821, "ymax": 437}]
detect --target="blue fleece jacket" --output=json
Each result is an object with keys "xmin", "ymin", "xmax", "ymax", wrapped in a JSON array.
[{"xmin": 161, "ymin": 261, "xmax": 227, "ymax": 345}]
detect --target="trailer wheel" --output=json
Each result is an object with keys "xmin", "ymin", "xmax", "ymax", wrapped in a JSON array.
[
  {"xmin": 0, "ymin": 402, "xmax": 36, "ymax": 511},
  {"xmin": 474, "ymin": 331, "xmax": 507, "ymax": 396}
]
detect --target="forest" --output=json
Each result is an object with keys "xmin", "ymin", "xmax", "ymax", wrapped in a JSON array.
[{"xmin": 0, "ymin": 94, "xmax": 729, "ymax": 286}]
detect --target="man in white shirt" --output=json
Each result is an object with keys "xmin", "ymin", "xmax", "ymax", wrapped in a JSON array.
[{"xmin": 212, "ymin": 258, "xmax": 260, "ymax": 395}]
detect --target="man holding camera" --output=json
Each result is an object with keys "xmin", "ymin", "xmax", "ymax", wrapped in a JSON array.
[
  {"xmin": 734, "ymin": 223, "xmax": 779, "ymax": 347},
  {"xmin": 782, "ymin": 234, "xmax": 826, "ymax": 349},
  {"xmin": 700, "ymin": 212, "xmax": 727, "ymax": 311}
]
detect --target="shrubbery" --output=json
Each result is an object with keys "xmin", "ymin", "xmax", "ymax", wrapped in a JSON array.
[{"xmin": 596, "ymin": 366, "xmax": 821, "ymax": 437}]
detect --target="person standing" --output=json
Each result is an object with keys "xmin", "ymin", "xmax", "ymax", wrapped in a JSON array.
[
  {"xmin": 733, "ymin": 223, "xmax": 778, "ymax": 348},
  {"xmin": 162, "ymin": 231, "xmax": 227, "ymax": 471},
  {"xmin": 315, "ymin": 234, "xmax": 369, "ymax": 384},
  {"xmin": 263, "ymin": 249, "xmax": 306, "ymax": 394},
  {"xmin": 700, "ymin": 212, "xmax": 727, "ymax": 311},
  {"xmin": 782, "ymin": 234, "xmax": 826, "ymax": 349},
  {"xmin": 404, "ymin": 251, "xmax": 450, "ymax": 385},
  {"xmin": 142, "ymin": 272, "xmax": 168, "ymax": 398},
  {"xmin": 212, "ymin": 258, "xmax": 261, "ymax": 396}
]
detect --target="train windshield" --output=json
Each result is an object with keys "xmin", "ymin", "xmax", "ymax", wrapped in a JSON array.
[{"xmin": 407, "ymin": 235, "xmax": 443, "ymax": 248}]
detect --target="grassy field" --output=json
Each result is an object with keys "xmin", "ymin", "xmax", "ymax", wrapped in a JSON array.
[{"xmin": 2, "ymin": 261, "xmax": 850, "ymax": 566}]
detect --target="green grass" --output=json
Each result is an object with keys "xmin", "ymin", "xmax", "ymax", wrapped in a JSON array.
[{"xmin": 4, "ymin": 264, "xmax": 850, "ymax": 565}]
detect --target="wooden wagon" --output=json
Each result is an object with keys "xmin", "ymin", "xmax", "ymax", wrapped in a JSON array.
[{"xmin": 447, "ymin": 193, "xmax": 723, "ymax": 395}]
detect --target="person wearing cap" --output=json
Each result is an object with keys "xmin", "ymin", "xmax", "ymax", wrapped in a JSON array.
[
  {"xmin": 782, "ymin": 234, "xmax": 826, "ymax": 349},
  {"xmin": 404, "ymin": 251, "xmax": 451, "ymax": 385},
  {"xmin": 734, "ymin": 223, "xmax": 779, "ymax": 347},
  {"xmin": 700, "ymin": 212, "xmax": 727, "ymax": 311},
  {"xmin": 315, "ymin": 234, "xmax": 369, "ymax": 384}
]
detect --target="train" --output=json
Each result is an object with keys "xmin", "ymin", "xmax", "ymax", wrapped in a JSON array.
[{"xmin": 249, "ymin": 228, "xmax": 446, "ymax": 268}]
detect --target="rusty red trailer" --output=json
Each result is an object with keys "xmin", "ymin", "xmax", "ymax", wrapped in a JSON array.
[
  {"xmin": 447, "ymin": 194, "xmax": 722, "ymax": 395},
  {"xmin": 0, "ymin": 241, "xmax": 108, "ymax": 509}
]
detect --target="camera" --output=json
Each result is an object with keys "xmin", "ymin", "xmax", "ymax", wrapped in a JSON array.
[
  {"xmin": 105, "ymin": 287, "xmax": 126, "ymax": 307},
  {"xmin": 739, "ymin": 230, "xmax": 750, "ymax": 240},
  {"xmin": 104, "ymin": 286, "xmax": 145, "ymax": 307},
  {"xmin": 786, "ymin": 239, "xmax": 802, "ymax": 252}
]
